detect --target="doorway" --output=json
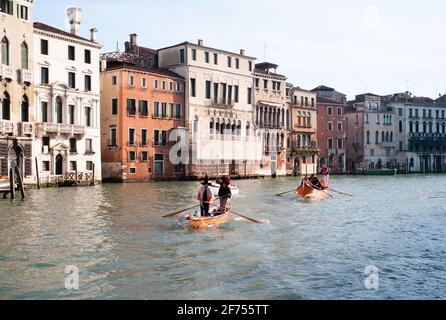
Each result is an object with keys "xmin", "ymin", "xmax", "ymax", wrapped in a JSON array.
[{"xmin": 55, "ymin": 154, "xmax": 63, "ymax": 175}]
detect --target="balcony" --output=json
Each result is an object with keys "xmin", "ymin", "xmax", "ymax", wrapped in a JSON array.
[
  {"xmin": 0, "ymin": 120, "xmax": 13, "ymax": 135},
  {"xmin": 36, "ymin": 123, "xmax": 85, "ymax": 136},
  {"xmin": 18, "ymin": 122, "xmax": 33, "ymax": 136},
  {"xmin": 382, "ymin": 142, "xmax": 397, "ymax": 148},
  {"xmin": 20, "ymin": 69, "xmax": 32, "ymax": 84},
  {"xmin": 211, "ymin": 97, "xmax": 234, "ymax": 109},
  {"xmin": 1, "ymin": 65, "xmax": 14, "ymax": 80}
]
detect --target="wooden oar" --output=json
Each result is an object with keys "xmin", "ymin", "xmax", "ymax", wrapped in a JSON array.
[
  {"xmin": 306, "ymin": 183, "xmax": 334, "ymax": 198},
  {"xmin": 210, "ymin": 204, "xmax": 266, "ymax": 224},
  {"xmin": 328, "ymin": 188, "xmax": 353, "ymax": 197},
  {"xmin": 275, "ymin": 189, "xmax": 296, "ymax": 196},
  {"xmin": 162, "ymin": 195, "xmax": 229, "ymax": 218}
]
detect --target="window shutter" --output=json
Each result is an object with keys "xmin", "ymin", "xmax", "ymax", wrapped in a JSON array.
[
  {"xmin": 0, "ymin": 159, "xmax": 8, "ymax": 176},
  {"xmin": 24, "ymin": 144, "xmax": 32, "ymax": 158},
  {"xmin": 25, "ymin": 159, "xmax": 32, "ymax": 177},
  {"xmin": 0, "ymin": 143, "xmax": 8, "ymax": 157}
]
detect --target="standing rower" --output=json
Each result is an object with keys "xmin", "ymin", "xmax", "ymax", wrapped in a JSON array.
[
  {"xmin": 320, "ymin": 165, "xmax": 330, "ymax": 188},
  {"xmin": 218, "ymin": 176, "xmax": 232, "ymax": 214},
  {"xmin": 197, "ymin": 175, "xmax": 214, "ymax": 217}
]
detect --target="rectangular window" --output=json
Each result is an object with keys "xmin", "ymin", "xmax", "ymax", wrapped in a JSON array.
[
  {"xmin": 234, "ymin": 85, "xmax": 239, "ymax": 103},
  {"xmin": 128, "ymin": 151, "xmax": 136, "ymax": 162},
  {"xmin": 247, "ymin": 88, "xmax": 252, "ymax": 105},
  {"xmin": 337, "ymin": 122, "xmax": 343, "ymax": 131},
  {"xmin": 213, "ymin": 83, "xmax": 219, "ymax": 102},
  {"xmin": 205, "ymin": 80, "xmax": 211, "ymax": 99},
  {"xmin": 70, "ymin": 161, "xmax": 77, "ymax": 172},
  {"xmin": 41, "ymin": 102, "xmax": 48, "ymax": 122},
  {"xmin": 249, "ymin": 61, "xmax": 252, "ymax": 72},
  {"xmin": 141, "ymin": 129, "xmax": 147, "ymax": 146},
  {"xmin": 20, "ymin": 5, "xmax": 28, "ymax": 20},
  {"xmin": 255, "ymin": 78, "xmax": 260, "ymax": 88},
  {"xmin": 328, "ymin": 122, "xmax": 333, "ymax": 131},
  {"xmin": 112, "ymin": 98, "xmax": 118, "ymax": 115},
  {"xmin": 41, "ymin": 67, "xmax": 49, "ymax": 84},
  {"xmin": 68, "ymin": 105, "xmax": 75, "ymax": 124},
  {"xmin": 190, "ymin": 78, "xmax": 196, "ymax": 97},
  {"xmin": 110, "ymin": 128, "xmax": 117, "ymax": 146},
  {"xmin": 85, "ymin": 107, "xmax": 91, "ymax": 127},
  {"xmin": 162, "ymin": 81, "xmax": 166, "ymax": 90},
  {"xmin": 175, "ymin": 104, "xmax": 181, "ymax": 119},
  {"xmin": 180, "ymin": 48, "xmax": 185, "ymax": 63},
  {"xmin": 84, "ymin": 49, "xmax": 91, "ymax": 64},
  {"xmin": 129, "ymin": 76, "xmax": 135, "ymax": 86},
  {"xmin": 69, "ymin": 138, "xmax": 77, "ymax": 153},
  {"xmin": 154, "ymin": 154, "xmax": 164, "ymax": 173},
  {"xmin": 337, "ymin": 108, "xmax": 342, "ymax": 116},
  {"xmin": 213, "ymin": 53, "xmax": 218, "ymax": 65},
  {"xmin": 41, "ymin": 39, "xmax": 48, "ymax": 55},
  {"xmin": 68, "ymin": 45, "xmax": 75, "ymax": 60},
  {"xmin": 153, "ymin": 79, "xmax": 158, "ymax": 89},
  {"xmin": 169, "ymin": 82, "xmax": 173, "ymax": 91},
  {"xmin": 328, "ymin": 138, "xmax": 333, "ymax": 149},
  {"xmin": 127, "ymin": 99, "xmax": 136, "ymax": 116},
  {"xmin": 128, "ymin": 128, "xmax": 135, "ymax": 146},
  {"xmin": 161, "ymin": 130, "xmax": 167, "ymax": 145},
  {"xmin": 264, "ymin": 80, "xmax": 268, "ymax": 89},
  {"xmin": 399, "ymin": 108, "xmax": 403, "ymax": 117},
  {"xmin": 139, "ymin": 100, "xmax": 148, "ymax": 117},
  {"xmin": 192, "ymin": 48, "xmax": 197, "ymax": 61},
  {"xmin": 153, "ymin": 102, "xmax": 160, "ymax": 117},
  {"xmin": 337, "ymin": 139, "xmax": 343, "ymax": 149},
  {"xmin": 175, "ymin": 82, "xmax": 181, "ymax": 92},
  {"xmin": 235, "ymin": 58, "xmax": 239, "ymax": 69},
  {"xmin": 141, "ymin": 151, "xmax": 148, "ymax": 161},
  {"xmin": 161, "ymin": 103, "xmax": 167, "ymax": 118},
  {"xmin": 84, "ymin": 75, "xmax": 91, "ymax": 92},
  {"xmin": 141, "ymin": 78, "xmax": 147, "ymax": 88},
  {"xmin": 85, "ymin": 139, "xmax": 93, "ymax": 154},
  {"xmin": 42, "ymin": 161, "xmax": 50, "ymax": 172},
  {"xmin": 68, "ymin": 72, "xmax": 76, "ymax": 88},
  {"xmin": 129, "ymin": 167, "xmax": 136, "ymax": 174},
  {"xmin": 112, "ymin": 76, "xmax": 117, "ymax": 85},
  {"xmin": 154, "ymin": 130, "xmax": 160, "ymax": 146},
  {"xmin": 227, "ymin": 56, "xmax": 232, "ymax": 68},
  {"xmin": 169, "ymin": 103, "xmax": 174, "ymax": 118},
  {"xmin": 205, "ymin": 51, "xmax": 210, "ymax": 63}
]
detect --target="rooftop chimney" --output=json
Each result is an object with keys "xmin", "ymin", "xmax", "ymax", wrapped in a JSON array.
[
  {"xmin": 90, "ymin": 28, "xmax": 97, "ymax": 42},
  {"xmin": 198, "ymin": 39, "xmax": 203, "ymax": 46},
  {"xmin": 130, "ymin": 33, "xmax": 138, "ymax": 46},
  {"xmin": 66, "ymin": 7, "xmax": 82, "ymax": 36},
  {"xmin": 240, "ymin": 49, "xmax": 245, "ymax": 56}
]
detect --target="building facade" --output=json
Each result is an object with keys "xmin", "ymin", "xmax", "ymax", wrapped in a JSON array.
[
  {"xmin": 0, "ymin": 0, "xmax": 35, "ymax": 182},
  {"xmin": 158, "ymin": 40, "xmax": 260, "ymax": 178},
  {"xmin": 288, "ymin": 87, "xmax": 319, "ymax": 175},
  {"xmin": 312, "ymin": 86, "xmax": 347, "ymax": 173},
  {"xmin": 100, "ymin": 45, "xmax": 186, "ymax": 181},
  {"xmin": 346, "ymin": 93, "xmax": 397, "ymax": 172},
  {"xmin": 385, "ymin": 93, "xmax": 446, "ymax": 173},
  {"xmin": 33, "ymin": 8, "xmax": 102, "ymax": 184},
  {"xmin": 253, "ymin": 62, "xmax": 289, "ymax": 177}
]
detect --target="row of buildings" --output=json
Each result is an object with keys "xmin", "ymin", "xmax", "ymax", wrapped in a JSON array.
[{"xmin": 1, "ymin": 3, "xmax": 445, "ymax": 186}]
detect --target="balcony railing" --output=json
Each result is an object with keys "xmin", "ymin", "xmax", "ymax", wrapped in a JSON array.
[
  {"xmin": 19, "ymin": 122, "xmax": 33, "ymax": 136},
  {"xmin": 0, "ymin": 120, "xmax": 13, "ymax": 134},
  {"xmin": 1, "ymin": 65, "xmax": 14, "ymax": 80},
  {"xmin": 382, "ymin": 142, "xmax": 397, "ymax": 148},
  {"xmin": 36, "ymin": 123, "xmax": 85, "ymax": 136},
  {"xmin": 20, "ymin": 69, "xmax": 32, "ymax": 84},
  {"xmin": 211, "ymin": 97, "xmax": 235, "ymax": 109}
]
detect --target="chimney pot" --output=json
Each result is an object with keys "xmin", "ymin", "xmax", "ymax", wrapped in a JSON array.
[
  {"xmin": 66, "ymin": 7, "xmax": 82, "ymax": 36},
  {"xmin": 130, "ymin": 33, "xmax": 138, "ymax": 46},
  {"xmin": 240, "ymin": 49, "xmax": 245, "ymax": 56},
  {"xmin": 90, "ymin": 28, "xmax": 97, "ymax": 42},
  {"xmin": 198, "ymin": 39, "xmax": 203, "ymax": 46}
]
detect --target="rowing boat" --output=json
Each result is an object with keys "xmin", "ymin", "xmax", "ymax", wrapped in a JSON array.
[
  {"xmin": 187, "ymin": 212, "xmax": 230, "ymax": 228},
  {"xmin": 296, "ymin": 182, "xmax": 329, "ymax": 201},
  {"xmin": 209, "ymin": 183, "xmax": 240, "ymax": 196}
]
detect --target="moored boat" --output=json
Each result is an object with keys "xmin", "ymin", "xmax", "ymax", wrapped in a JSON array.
[{"xmin": 187, "ymin": 212, "xmax": 230, "ymax": 228}]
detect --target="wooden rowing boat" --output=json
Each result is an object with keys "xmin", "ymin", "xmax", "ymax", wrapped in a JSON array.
[
  {"xmin": 296, "ymin": 182, "xmax": 329, "ymax": 201},
  {"xmin": 187, "ymin": 212, "xmax": 230, "ymax": 228}
]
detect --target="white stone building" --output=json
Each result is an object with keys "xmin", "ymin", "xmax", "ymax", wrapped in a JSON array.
[
  {"xmin": 32, "ymin": 8, "xmax": 102, "ymax": 183},
  {"xmin": 158, "ymin": 40, "xmax": 261, "ymax": 178}
]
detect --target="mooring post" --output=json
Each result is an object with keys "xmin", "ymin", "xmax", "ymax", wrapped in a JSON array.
[
  {"xmin": 15, "ymin": 166, "xmax": 25, "ymax": 199},
  {"xmin": 35, "ymin": 157, "xmax": 40, "ymax": 190},
  {"xmin": 92, "ymin": 162, "xmax": 95, "ymax": 186},
  {"xmin": 9, "ymin": 167, "xmax": 15, "ymax": 200}
]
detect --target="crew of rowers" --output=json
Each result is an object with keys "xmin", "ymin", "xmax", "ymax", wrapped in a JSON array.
[
  {"xmin": 196, "ymin": 175, "xmax": 232, "ymax": 217},
  {"xmin": 299, "ymin": 166, "xmax": 330, "ymax": 191}
]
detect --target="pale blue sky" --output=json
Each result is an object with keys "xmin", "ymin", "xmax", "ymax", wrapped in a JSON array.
[{"xmin": 34, "ymin": 0, "xmax": 446, "ymax": 100}]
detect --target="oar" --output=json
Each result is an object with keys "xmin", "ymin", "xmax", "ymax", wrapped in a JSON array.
[
  {"xmin": 306, "ymin": 183, "xmax": 334, "ymax": 198},
  {"xmin": 328, "ymin": 188, "xmax": 353, "ymax": 197},
  {"xmin": 162, "ymin": 195, "xmax": 229, "ymax": 218},
  {"xmin": 210, "ymin": 204, "xmax": 266, "ymax": 224},
  {"xmin": 275, "ymin": 189, "xmax": 296, "ymax": 196}
]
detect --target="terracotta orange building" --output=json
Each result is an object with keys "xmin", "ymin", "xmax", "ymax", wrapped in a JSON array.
[{"xmin": 100, "ymin": 53, "xmax": 185, "ymax": 182}]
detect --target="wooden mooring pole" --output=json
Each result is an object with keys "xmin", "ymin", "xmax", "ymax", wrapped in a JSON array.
[
  {"xmin": 92, "ymin": 162, "xmax": 95, "ymax": 186},
  {"xmin": 9, "ymin": 167, "xmax": 15, "ymax": 200},
  {"xmin": 35, "ymin": 157, "xmax": 40, "ymax": 190},
  {"xmin": 14, "ymin": 166, "xmax": 25, "ymax": 199}
]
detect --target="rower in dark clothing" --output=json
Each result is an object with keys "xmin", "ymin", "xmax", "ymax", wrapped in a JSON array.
[
  {"xmin": 218, "ymin": 176, "xmax": 232, "ymax": 214},
  {"xmin": 309, "ymin": 174, "xmax": 322, "ymax": 190}
]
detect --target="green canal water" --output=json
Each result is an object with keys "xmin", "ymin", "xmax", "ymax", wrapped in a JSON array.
[{"xmin": 0, "ymin": 175, "xmax": 445, "ymax": 299}]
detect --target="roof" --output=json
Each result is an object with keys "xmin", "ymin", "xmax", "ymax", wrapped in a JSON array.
[
  {"xmin": 34, "ymin": 22, "xmax": 100, "ymax": 46},
  {"xmin": 311, "ymin": 85, "xmax": 335, "ymax": 92},
  {"xmin": 104, "ymin": 61, "xmax": 184, "ymax": 80},
  {"xmin": 316, "ymin": 96, "xmax": 345, "ymax": 105},
  {"xmin": 254, "ymin": 68, "xmax": 286, "ymax": 79},
  {"xmin": 255, "ymin": 62, "xmax": 278, "ymax": 70},
  {"xmin": 157, "ymin": 41, "xmax": 256, "ymax": 60}
]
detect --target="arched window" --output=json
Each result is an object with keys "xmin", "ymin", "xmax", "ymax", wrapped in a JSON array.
[
  {"xmin": 375, "ymin": 131, "xmax": 379, "ymax": 144},
  {"xmin": 55, "ymin": 97, "xmax": 63, "ymax": 124},
  {"xmin": 246, "ymin": 121, "xmax": 250, "ymax": 137},
  {"xmin": 423, "ymin": 122, "xmax": 427, "ymax": 133},
  {"xmin": 2, "ymin": 91, "xmax": 11, "ymax": 120},
  {"xmin": 442, "ymin": 123, "xmax": 446, "ymax": 134},
  {"xmin": 1, "ymin": 36, "xmax": 9, "ymax": 65},
  {"xmin": 386, "ymin": 131, "xmax": 389, "ymax": 142},
  {"xmin": 367, "ymin": 131, "xmax": 370, "ymax": 144},
  {"xmin": 209, "ymin": 118, "xmax": 214, "ymax": 136},
  {"xmin": 286, "ymin": 110, "xmax": 290, "ymax": 128},
  {"xmin": 390, "ymin": 132, "xmax": 393, "ymax": 142},
  {"xmin": 399, "ymin": 120, "xmax": 403, "ymax": 133},
  {"xmin": 409, "ymin": 121, "xmax": 413, "ymax": 133},
  {"xmin": 21, "ymin": 42, "xmax": 29, "ymax": 69},
  {"xmin": 429, "ymin": 122, "xmax": 433, "ymax": 134},
  {"xmin": 436, "ymin": 122, "xmax": 440, "ymax": 133},
  {"xmin": 21, "ymin": 95, "xmax": 29, "ymax": 122},
  {"xmin": 381, "ymin": 131, "xmax": 385, "ymax": 143}
]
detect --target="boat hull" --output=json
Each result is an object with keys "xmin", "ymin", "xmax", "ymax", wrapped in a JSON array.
[
  {"xmin": 297, "ymin": 183, "xmax": 329, "ymax": 200},
  {"xmin": 189, "ymin": 212, "xmax": 230, "ymax": 228}
]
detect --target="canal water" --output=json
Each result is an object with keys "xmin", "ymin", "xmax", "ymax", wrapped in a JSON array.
[{"xmin": 0, "ymin": 175, "xmax": 445, "ymax": 300}]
